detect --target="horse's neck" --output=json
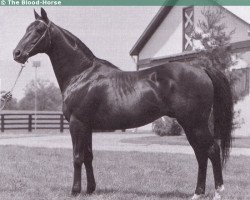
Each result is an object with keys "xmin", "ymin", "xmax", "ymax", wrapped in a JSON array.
[{"xmin": 47, "ymin": 25, "xmax": 95, "ymax": 91}]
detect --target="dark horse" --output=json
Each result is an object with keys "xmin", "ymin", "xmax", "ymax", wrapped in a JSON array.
[{"xmin": 13, "ymin": 8, "xmax": 233, "ymax": 200}]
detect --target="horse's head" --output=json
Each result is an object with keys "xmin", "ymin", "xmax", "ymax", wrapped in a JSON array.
[{"xmin": 13, "ymin": 8, "xmax": 51, "ymax": 64}]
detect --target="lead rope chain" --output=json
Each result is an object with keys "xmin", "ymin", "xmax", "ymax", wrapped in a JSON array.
[{"xmin": 0, "ymin": 64, "xmax": 25, "ymax": 110}]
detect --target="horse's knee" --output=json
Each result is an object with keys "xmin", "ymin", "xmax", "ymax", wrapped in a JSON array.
[
  {"xmin": 73, "ymin": 153, "xmax": 85, "ymax": 166},
  {"xmin": 73, "ymin": 153, "xmax": 93, "ymax": 166},
  {"xmin": 73, "ymin": 158, "xmax": 83, "ymax": 168}
]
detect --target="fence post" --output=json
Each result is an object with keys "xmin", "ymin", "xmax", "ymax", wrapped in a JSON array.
[
  {"xmin": 60, "ymin": 114, "xmax": 64, "ymax": 133},
  {"xmin": 28, "ymin": 114, "xmax": 32, "ymax": 132},
  {"xmin": 1, "ymin": 114, "xmax": 4, "ymax": 132}
]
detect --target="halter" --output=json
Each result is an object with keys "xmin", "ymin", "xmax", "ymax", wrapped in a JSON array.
[{"xmin": 26, "ymin": 20, "xmax": 52, "ymax": 56}]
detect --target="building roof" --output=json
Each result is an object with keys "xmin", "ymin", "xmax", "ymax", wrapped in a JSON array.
[
  {"xmin": 137, "ymin": 40, "xmax": 250, "ymax": 69},
  {"xmin": 225, "ymin": 6, "xmax": 250, "ymax": 25},
  {"xmin": 129, "ymin": 6, "xmax": 173, "ymax": 56},
  {"xmin": 130, "ymin": 4, "xmax": 250, "ymax": 56}
]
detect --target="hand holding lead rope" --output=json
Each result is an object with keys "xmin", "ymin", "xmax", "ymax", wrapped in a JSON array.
[
  {"xmin": 1, "ymin": 91, "xmax": 12, "ymax": 102},
  {"xmin": 0, "ymin": 91, "xmax": 11, "ymax": 111}
]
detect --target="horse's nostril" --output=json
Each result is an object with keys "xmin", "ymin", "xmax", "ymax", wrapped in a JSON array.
[{"xmin": 14, "ymin": 50, "xmax": 21, "ymax": 57}]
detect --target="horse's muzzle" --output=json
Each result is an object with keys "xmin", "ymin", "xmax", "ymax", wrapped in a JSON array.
[{"xmin": 13, "ymin": 49, "xmax": 28, "ymax": 64}]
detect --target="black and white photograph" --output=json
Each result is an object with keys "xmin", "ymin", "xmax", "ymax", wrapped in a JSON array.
[{"xmin": 0, "ymin": 1, "xmax": 250, "ymax": 200}]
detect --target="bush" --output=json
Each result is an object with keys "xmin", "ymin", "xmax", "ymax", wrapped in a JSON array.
[
  {"xmin": 152, "ymin": 117, "xmax": 183, "ymax": 136},
  {"xmin": 18, "ymin": 79, "xmax": 62, "ymax": 111}
]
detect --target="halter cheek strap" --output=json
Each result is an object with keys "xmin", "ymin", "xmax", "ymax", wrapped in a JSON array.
[{"xmin": 26, "ymin": 20, "xmax": 52, "ymax": 56}]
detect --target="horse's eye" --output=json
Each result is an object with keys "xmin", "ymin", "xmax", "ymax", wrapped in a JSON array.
[{"xmin": 36, "ymin": 28, "xmax": 43, "ymax": 34}]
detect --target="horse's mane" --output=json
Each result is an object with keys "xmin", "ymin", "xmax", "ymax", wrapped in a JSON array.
[
  {"xmin": 57, "ymin": 25, "xmax": 95, "ymax": 60},
  {"xmin": 56, "ymin": 24, "xmax": 120, "ymax": 70}
]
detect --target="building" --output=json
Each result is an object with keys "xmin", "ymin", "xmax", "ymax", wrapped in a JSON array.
[{"xmin": 130, "ymin": 5, "xmax": 250, "ymax": 136}]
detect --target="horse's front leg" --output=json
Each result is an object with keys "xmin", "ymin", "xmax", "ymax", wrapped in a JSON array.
[{"xmin": 69, "ymin": 115, "xmax": 96, "ymax": 196}]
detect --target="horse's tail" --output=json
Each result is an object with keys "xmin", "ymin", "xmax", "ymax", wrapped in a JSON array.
[{"xmin": 204, "ymin": 67, "xmax": 233, "ymax": 165}]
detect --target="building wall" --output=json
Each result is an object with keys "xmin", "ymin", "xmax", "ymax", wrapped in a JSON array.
[
  {"xmin": 139, "ymin": 6, "xmax": 185, "ymax": 60},
  {"xmin": 233, "ymin": 51, "xmax": 250, "ymax": 136},
  {"xmin": 139, "ymin": 6, "xmax": 250, "ymax": 61}
]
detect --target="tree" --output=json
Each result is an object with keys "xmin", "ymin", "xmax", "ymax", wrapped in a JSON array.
[
  {"xmin": 191, "ymin": 8, "xmax": 234, "ymax": 64},
  {"xmin": 19, "ymin": 79, "xmax": 62, "ymax": 111},
  {"xmin": 191, "ymin": 8, "xmax": 242, "ymax": 130},
  {"xmin": 191, "ymin": 8, "xmax": 237, "ymax": 86},
  {"xmin": 3, "ymin": 98, "xmax": 19, "ymax": 110}
]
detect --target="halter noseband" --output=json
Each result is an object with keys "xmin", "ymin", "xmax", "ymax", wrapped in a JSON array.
[{"xmin": 26, "ymin": 20, "xmax": 52, "ymax": 56}]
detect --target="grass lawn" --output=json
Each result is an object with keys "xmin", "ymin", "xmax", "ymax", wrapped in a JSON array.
[
  {"xmin": 0, "ymin": 146, "xmax": 249, "ymax": 200},
  {"xmin": 121, "ymin": 135, "xmax": 250, "ymax": 148}
]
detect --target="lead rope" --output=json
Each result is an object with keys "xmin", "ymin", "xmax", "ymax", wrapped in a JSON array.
[{"xmin": 0, "ymin": 64, "xmax": 25, "ymax": 111}]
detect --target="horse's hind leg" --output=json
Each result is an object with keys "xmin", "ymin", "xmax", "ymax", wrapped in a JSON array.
[
  {"xmin": 184, "ymin": 125, "xmax": 212, "ymax": 200},
  {"xmin": 185, "ymin": 123, "xmax": 225, "ymax": 200},
  {"xmin": 69, "ymin": 115, "xmax": 96, "ymax": 195},
  {"xmin": 208, "ymin": 142, "xmax": 224, "ymax": 200}
]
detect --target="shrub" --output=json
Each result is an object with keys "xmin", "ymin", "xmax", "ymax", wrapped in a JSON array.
[{"xmin": 152, "ymin": 117, "xmax": 183, "ymax": 136}]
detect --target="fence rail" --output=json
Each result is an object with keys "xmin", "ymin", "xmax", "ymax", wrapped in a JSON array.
[
  {"xmin": 1, "ymin": 112, "xmax": 68, "ymax": 132},
  {"xmin": 0, "ymin": 112, "xmax": 125, "ymax": 133}
]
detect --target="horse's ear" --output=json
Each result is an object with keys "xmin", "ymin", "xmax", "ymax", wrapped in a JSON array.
[
  {"xmin": 34, "ymin": 9, "xmax": 40, "ymax": 20},
  {"xmin": 41, "ymin": 7, "xmax": 49, "ymax": 23}
]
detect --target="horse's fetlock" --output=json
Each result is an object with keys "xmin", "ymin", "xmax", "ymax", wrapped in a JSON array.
[
  {"xmin": 195, "ymin": 187, "xmax": 205, "ymax": 195},
  {"xmin": 71, "ymin": 183, "xmax": 81, "ymax": 196},
  {"xmin": 86, "ymin": 182, "xmax": 96, "ymax": 194},
  {"xmin": 216, "ymin": 184, "xmax": 225, "ymax": 192}
]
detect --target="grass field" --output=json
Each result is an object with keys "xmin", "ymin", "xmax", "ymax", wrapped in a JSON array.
[
  {"xmin": 121, "ymin": 135, "xmax": 250, "ymax": 148},
  {"xmin": 0, "ymin": 145, "xmax": 249, "ymax": 200}
]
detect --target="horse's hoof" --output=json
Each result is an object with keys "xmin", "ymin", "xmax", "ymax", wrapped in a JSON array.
[
  {"xmin": 71, "ymin": 190, "xmax": 80, "ymax": 196},
  {"xmin": 86, "ymin": 183, "xmax": 96, "ymax": 194},
  {"xmin": 213, "ymin": 185, "xmax": 225, "ymax": 200},
  {"xmin": 71, "ymin": 186, "xmax": 81, "ymax": 196},
  {"xmin": 190, "ymin": 194, "xmax": 205, "ymax": 200}
]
